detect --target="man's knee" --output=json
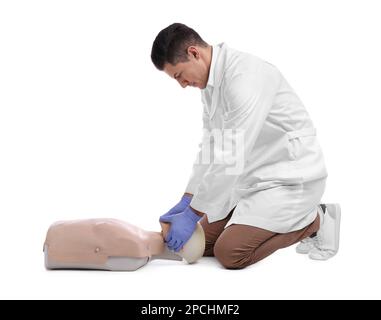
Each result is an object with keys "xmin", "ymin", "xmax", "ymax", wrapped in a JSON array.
[{"xmin": 213, "ymin": 238, "xmax": 253, "ymax": 269}]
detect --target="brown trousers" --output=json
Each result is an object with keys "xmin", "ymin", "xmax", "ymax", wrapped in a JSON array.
[{"xmin": 200, "ymin": 208, "xmax": 320, "ymax": 269}]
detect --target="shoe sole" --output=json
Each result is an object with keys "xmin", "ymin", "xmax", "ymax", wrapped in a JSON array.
[
  {"xmin": 296, "ymin": 244, "xmax": 315, "ymax": 254},
  {"xmin": 309, "ymin": 250, "xmax": 337, "ymax": 261}
]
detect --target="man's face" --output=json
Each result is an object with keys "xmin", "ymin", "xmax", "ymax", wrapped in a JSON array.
[{"xmin": 163, "ymin": 46, "xmax": 209, "ymax": 89}]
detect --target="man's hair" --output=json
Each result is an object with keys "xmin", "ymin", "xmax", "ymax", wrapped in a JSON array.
[{"xmin": 151, "ymin": 23, "xmax": 208, "ymax": 70}]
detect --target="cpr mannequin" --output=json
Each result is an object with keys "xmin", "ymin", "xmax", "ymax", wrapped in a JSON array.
[{"xmin": 43, "ymin": 218, "xmax": 205, "ymax": 271}]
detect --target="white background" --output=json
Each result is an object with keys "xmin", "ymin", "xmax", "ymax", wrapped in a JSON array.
[{"xmin": 0, "ymin": 0, "xmax": 380, "ymax": 299}]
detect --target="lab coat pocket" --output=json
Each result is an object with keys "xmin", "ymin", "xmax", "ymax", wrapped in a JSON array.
[{"xmin": 286, "ymin": 128, "xmax": 316, "ymax": 160}]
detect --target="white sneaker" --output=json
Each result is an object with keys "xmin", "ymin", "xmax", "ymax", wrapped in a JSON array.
[
  {"xmin": 309, "ymin": 203, "xmax": 341, "ymax": 261},
  {"xmin": 295, "ymin": 236, "xmax": 317, "ymax": 254},
  {"xmin": 295, "ymin": 205, "xmax": 323, "ymax": 254}
]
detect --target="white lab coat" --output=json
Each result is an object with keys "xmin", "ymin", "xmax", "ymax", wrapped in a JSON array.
[{"xmin": 185, "ymin": 43, "xmax": 328, "ymax": 233}]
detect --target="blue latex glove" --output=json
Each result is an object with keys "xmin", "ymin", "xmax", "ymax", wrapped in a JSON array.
[
  {"xmin": 159, "ymin": 194, "xmax": 192, "ymax": 222},
  {"xmin": 160, "ymin": 206, "xmax": 202, "ymax": 252}
]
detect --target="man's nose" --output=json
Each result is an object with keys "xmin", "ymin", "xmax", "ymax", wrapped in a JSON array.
[{"xmin": 177, "ymin": 78, "xmax": 188, "ymax": 88}]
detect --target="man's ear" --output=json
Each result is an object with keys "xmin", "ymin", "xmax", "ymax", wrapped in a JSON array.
[{"xmin": 187, "ymin": 46, "xmax": 200, "ymax": 59}]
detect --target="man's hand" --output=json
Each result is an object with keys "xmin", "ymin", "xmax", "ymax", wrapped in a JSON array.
[
  {"xmin": 159, "ymin": 206, "xmax": 202, "ymax": 252},
  {"xmin": 159, "ymin": 194, "xmax": 193, "ymax": 222}
]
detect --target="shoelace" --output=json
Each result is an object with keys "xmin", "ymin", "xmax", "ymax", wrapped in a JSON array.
[
  {"xmin": 314, "ymin": 233, "xmax": 335, "ymax": 254},
  {"xmin": 301, "ymin": 237, "xmax": 316, "ymax": 244}
]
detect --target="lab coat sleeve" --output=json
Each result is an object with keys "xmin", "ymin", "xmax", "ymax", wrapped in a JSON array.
[
  {"xmin": 190, "ymin": 63, "xmax": 281, "ymax": 218},
  {"xmin": 184, "ymin": 110, "xmax": 214, "ymax": 195}
]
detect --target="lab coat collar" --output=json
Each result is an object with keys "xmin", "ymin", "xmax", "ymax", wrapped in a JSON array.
[
  {"xmin": 206, "ymin": 44, "xmax": 220, "ymax": 88},
  {"xmin": 206, "ymin": 42, "xmax": 228, "ymax": 119},
  {"xmin": 205, "ymin": 42, "xmax": 228, "ymax": 88}
]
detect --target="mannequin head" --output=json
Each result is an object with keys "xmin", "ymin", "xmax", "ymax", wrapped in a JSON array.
[{"xmin": 160, "ymin": 221, "xmax": 205, "ymax": 264}]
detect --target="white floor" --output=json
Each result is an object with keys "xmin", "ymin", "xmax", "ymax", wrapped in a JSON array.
[{"xmin": 1, "ymin": 232, "xmax": 379, "ymax": 300}]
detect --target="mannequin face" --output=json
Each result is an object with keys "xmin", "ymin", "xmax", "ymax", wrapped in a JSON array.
[{"xmin": 163, "ymin": 46, "xmax": 211, "ymax": 89}]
